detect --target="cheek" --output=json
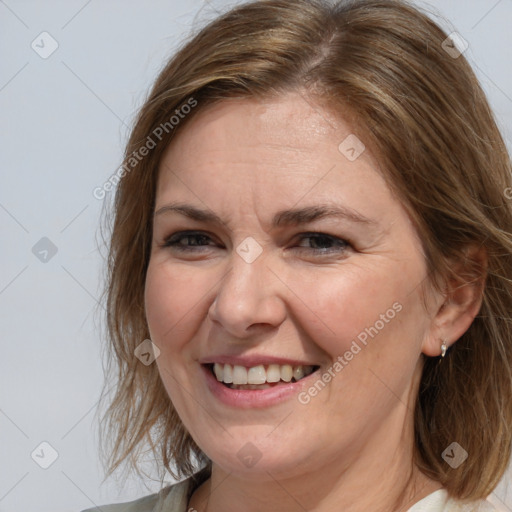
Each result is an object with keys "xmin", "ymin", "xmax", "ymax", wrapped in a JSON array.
[
  {"xmin": 291, "ymin": 265, "xmax": 427, "ymax": 425},
  {"xmin": 145, "ymin": 258, "xmax": 233, "ymax": 368},
  {"xmin": 144, "ymin": 261, "xmax": 207, "ymax": 351},
  {"xmin": 295, "ymin": 258, "xmax": 428, "ymax": 365},
  {"xmin": 144, "ymin": 262, "xmax": 208, "ymax": 413}
]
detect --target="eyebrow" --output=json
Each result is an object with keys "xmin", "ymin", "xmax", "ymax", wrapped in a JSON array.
[{"xmin": 154, "ymin": 202, "xmax": 376, "ymax": 228}]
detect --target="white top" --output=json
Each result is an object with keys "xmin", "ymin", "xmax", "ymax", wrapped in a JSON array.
[
  {"xmin": 82, "ymin": 481, "xmax": 497, "ymax": 511},
  {"xmin": 407, "ymin": 489, "xmax": 496, "ymax": 512}
]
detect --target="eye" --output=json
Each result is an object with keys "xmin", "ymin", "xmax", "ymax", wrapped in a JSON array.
[
  {"xmin": 160, "ymin": 230, "xmax": 351, "ymax": 256},
  {"xmin": 293, "ymin": 233, "xmax": 350, "ymax": 255},
  {"xmin": 161, "ymin": 231, "xmax": 219, "ymax": 252}
]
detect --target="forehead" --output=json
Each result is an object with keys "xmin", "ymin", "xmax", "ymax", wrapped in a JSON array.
[
  {"xmin": 156, "ymin": 93, "xmax": 385, "ymax": 196},
  {"xmin": 156, "ymin": 94, "xmax": 401, "ymax": 225},
  {"xmin": 164, "ymin": 93, "xmax": 355, "ymax": 155}
]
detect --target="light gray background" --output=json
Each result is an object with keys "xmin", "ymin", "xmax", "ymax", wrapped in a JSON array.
[{"xmin": 1, "ymin": 1, "xmax": 511, "ymax": 511}]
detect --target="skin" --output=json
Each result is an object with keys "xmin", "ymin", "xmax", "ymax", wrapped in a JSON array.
[{"xmin": 144, "ymin": 92, "xmax": 484, "ymax": 512}]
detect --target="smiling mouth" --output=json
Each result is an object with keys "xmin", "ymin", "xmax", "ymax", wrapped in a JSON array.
[{"xmin": 206, "ymin": 363, "xmax": 320, "ymax": 390}]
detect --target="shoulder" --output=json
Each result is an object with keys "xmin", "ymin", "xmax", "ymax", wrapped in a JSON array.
[{"xmin": 80, "ymin": 478, "xmax": 192, "ymax": 512}]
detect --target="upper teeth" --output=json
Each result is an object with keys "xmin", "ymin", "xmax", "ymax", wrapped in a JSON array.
[{"xmin": 213, "ymin": 363, "xmax": 315, "ymax": 385}]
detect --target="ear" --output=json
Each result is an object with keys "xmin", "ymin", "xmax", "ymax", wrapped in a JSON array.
[{"xmin": 422, "ymin": 244, "xmax": 487, "ymax": 357}]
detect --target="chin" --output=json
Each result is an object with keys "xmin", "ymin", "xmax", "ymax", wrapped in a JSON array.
[{"xmin": 197, "ymin": 432, "xmax": 319, "ymax": 481}]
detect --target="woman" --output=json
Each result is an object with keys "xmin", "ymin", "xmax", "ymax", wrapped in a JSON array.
[{"xmin": 85, "ymin": 0, "xmax": 512, "ymax": 510}]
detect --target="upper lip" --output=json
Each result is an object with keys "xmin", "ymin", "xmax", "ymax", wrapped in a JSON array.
[{"xmin": 199, "ymin": 355, "xmax": 320, "ymax": 367}]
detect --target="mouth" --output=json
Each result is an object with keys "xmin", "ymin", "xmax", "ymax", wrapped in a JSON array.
[{"xmin": 204, "ymin": 363, "xmax": 321, "ymax": 390}]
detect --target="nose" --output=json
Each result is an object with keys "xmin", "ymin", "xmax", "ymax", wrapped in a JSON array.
[{"xmin": 207, "ymin": 247, "xmax": 287, "ymax": 340}]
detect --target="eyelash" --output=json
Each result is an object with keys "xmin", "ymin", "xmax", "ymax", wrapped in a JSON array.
[{"xmin": 161, "ymin": 230, "xmax": 350, "ymax": 255}]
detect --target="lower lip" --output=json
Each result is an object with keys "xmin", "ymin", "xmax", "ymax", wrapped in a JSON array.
[{"xmin": 201, "ymin": 365, "xmax": 320, "ymax": 409}]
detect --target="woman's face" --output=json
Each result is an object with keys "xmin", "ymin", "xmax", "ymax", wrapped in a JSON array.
[{"xmin": 145, "ymin": 93, "xmax": 437, "ymax": 480}]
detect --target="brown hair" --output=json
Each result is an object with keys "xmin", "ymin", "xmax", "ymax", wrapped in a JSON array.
[{"xmin": 98, "ymin": 0, "xmax": 512, "ymax": 500}]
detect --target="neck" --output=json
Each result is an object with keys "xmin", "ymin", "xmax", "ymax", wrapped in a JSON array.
[
  {"xmin": 192, "ymin": 462, "xmax": 440, "ymax": 512},
  {"xmin": 189, "ymin": 414, "xmax": 441, "ymax": 512}
]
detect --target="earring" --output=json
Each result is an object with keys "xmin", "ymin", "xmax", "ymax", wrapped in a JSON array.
[{"xmin": 440, "ymin": 340, "xmax": 448, "ymax": 358}]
